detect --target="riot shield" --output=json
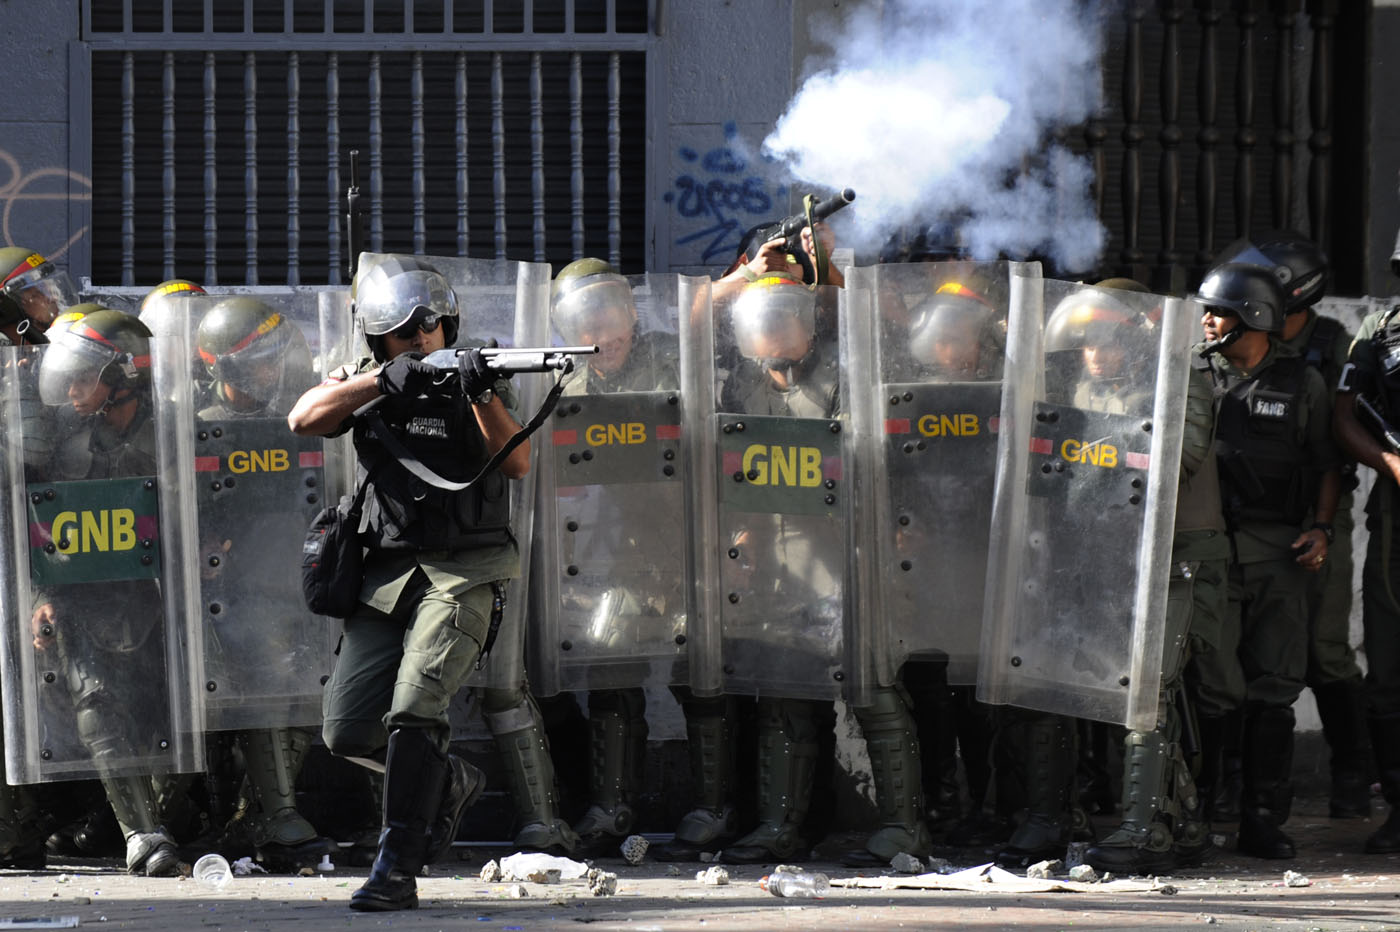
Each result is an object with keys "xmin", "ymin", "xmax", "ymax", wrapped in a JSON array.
[
  {"xmin": 846, "ymin": 261, "xmax": 1018, "ymax": 687},
  {"xmin": 532, "ymin": 273, "xmax": 689, "ymax": 696},
  {"xmin": 355, "ymin": 254, "xmax": 552, "ymax": 694},
  {"xmin": 162, "ymin": 291, "xmax": 349, "ymax": 732},
  {"xmin": 681, "ymin": 275, "xmax": 856, "ymax": 702},
  {"xmin": 977, "ymin": 274, "xmax": 1191, "ymax": 730},
  {"xmin": 0, "ymin": 326, "xmax": 203, "ymax": 784}
]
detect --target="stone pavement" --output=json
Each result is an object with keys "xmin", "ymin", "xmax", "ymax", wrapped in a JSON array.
[{"xmin": 5, "ymin": 796, "xmax": 1400, "ymax": 931}]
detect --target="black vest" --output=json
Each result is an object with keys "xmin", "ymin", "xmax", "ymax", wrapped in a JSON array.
[
  {"xmin": 1199, "ymin": 353, "xmax": 1316, "ymax": 525},
  {"xmin": 352, "ymin": 391, "xmax": 512, "ymax": 552},
  {"xmin": 1371, "ymin": 306, "xmax": 1400, "ymax": 414}
]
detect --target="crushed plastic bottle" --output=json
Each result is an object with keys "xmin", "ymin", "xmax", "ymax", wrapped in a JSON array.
[
  {"xmin": 759, "ymin": 869, "xmax": 830, "ymax": 898},
  {"xmin": 192, "ymin": 853, "xmax": 232, "ymax": 889}
]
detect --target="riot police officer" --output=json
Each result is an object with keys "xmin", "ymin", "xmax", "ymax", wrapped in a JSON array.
[
  {"xmin": 193, "ymin": 297, "xmax": 331, "ymax": 870},
  {"xmin": 992, "ymin": 284, "xmax": 1158, "ymax": 869},
  {"xmin": 547, "ymin": 259, "xmax": 679, "ymax": 855},
  {"xmin": 0, "ymin": 247, "xmax": 80, "ymax": 346},
  {"xmin": 1227, "ymin": 234, "xmax": 1369, "ymax": 820},
  {"xmin": 1332, "ymin": 255, "xmax": 1400, "ymax": 852},
  {"xmin": 1193, "ymin": 262, "xmax": 1341, "ymax": 859},
  {"xmin": 1083, "ymin": 280, "xmax": 1223, "ymax": 873},
  {"xmin": 710, "ymin": 274, "xmax": 930, "ymax": 866},
  {"xmin": 31, "ymin": 309, "xmax": 183, "ymax": 876},
  {"xmin": 288, "ymin": 255, "xmax": 526, "ymax": 911}
]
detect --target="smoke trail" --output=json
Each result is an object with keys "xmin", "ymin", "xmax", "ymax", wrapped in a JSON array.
[{"xmin": 762, "ymin": 0, "xmax": 1108, "ymax": 273}]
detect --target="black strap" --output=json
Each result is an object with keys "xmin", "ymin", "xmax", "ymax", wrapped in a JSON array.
[
  {"xmin": 476, "ymin": 580, "xmax": 508, "ymax": 670},
  {"xmin": 354, "ymin": 369, "xmax": 571, "ymax": 492}
]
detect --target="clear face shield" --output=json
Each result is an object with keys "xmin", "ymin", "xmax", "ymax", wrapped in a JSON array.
[
  {"xmin": 201, "ymin": 323, "xmax": 311, "ymax": 407},
  {"xmin": 731, "ymin": 285, "xmax": 817, "ymax": 374},
  {"xmin": 37, "ymin": 334, "xmax": 116, "ymax": 409},
  {"xmin": 909, "ymin": 297, "xmax": 998, "ymax": 380},
  {"xmin": 356, "ymin": 267, "xmax": 460, "ymax": 337},
  {"xmin": 4, "ymin": 264, "xmax": 80, "ymax": 334},
  {"xmin": 552, "ymin": 278, "xmax": 637, "ymax": 374}
]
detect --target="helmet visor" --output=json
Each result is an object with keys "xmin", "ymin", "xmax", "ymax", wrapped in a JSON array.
[
  {"xmin": 731, "ymin": 284, "xmax": 816, "ymax": 362},
  {"xmin": 552, "ymin": 279, "xmax": 636, "ymax": 346},
  {"xmin": 6, "ymin": 270, "xmax": 80, "ymax": 329},
  {"xmin": 38, "ymin": 334, "xmax": 116, "ymax": 406},
  {"xmin": 357, "ymin": 269, "xmax": 459, "ymax": 336}
]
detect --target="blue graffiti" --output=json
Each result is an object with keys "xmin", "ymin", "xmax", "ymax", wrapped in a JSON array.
[{"xmin": 668, "ymin": 141, "xmax": 782, "ymax": 264}]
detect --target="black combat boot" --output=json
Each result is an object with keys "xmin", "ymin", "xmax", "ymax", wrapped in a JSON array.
[
  {"xmin": 1313, "ymin": 679, "xmax": 1373, "ymax": 819},
  {"xmin": 994, "ymin": 714, "xmax": 1077, "ymax": 870},
  {"xmin": 1365, "ymin": 716, "xmax": 1400, "ymax": 854},
  {"xmin": 653, "ymin": 696, "xmax": 738, "ymax": 862},
  {"xmin": 350, "ymin": 729, "xmax": 450, "ymax": 912},
  {"xmin": 1236, "ymin": 707, "xmax": 1296, "ymax": 860}
]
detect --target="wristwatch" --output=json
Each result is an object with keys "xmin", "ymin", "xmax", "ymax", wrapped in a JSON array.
[
  {"xmin": 1311, "ymin": 522, "xmax": 1335, "ymax": 544},
  {"xmin": 470, "ymin": 387, "xmax": 494, "ymax": 405}
]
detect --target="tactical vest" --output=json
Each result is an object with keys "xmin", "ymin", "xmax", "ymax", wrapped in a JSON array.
[
  {"xmin": 1199, "ymin": 353, "xmax": 1316, "ymax": 526},
  {"xmin": 1303, "ymin": 314, "xmax": 1343, "ymax": 373},
  {"xmin": 1371, "ymin": 306, "xmax": 1400, "ymax": 414},
  {"xmin": 353, "ymin": 390, "xmax": 512, "ymax": 552}
]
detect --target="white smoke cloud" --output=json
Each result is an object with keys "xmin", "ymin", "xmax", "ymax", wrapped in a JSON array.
[{"xmin": 762, "ymin": 0, "xmax": 1109, "ymax": 272}]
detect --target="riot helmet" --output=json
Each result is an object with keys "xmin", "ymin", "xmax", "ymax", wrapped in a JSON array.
[
  {"xmin": 731, "ymin": 275, "xmax": 818, "ymax": 378},
  {"xmin": 1212, "ymin": 231, "xmax": 1328, "ymax": 313},
  {"xmin": 552, "ymin": 258, "xmax": 637, "ymax": 375},
  {"xmin": 0, "ymin": 247, "xmax": 80, "ymax": 339},
  {"xmin": 197, "ymin": 296, "xmax": 313, "ymax": 411},
  {"xmin": 353, "ymin": 253, "xmax": 459, "ymax": 361},
  {"xmin": 907, "ymin": 276, "xmax": 1004, "ymax": 380},
  {"xmin": 138, "ymin": 279, "xmax": 207, "ymax": 338},
  {"xmin": 1044, "ymin": 284, "xmax": 1155, "ymax": 399},
  {"xmin": 38, "ymin": 309, "xmax": 152, "ymax": 412},
  {"xmin": 1193, "ymin": 261, "xmax": 1287, "ymax": 333}
]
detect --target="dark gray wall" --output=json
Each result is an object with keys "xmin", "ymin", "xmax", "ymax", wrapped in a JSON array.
[{"xmin": 0, "ymin": 2, "xmax": 80, "ymax": 271}]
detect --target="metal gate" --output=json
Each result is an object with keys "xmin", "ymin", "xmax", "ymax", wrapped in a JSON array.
[{"xmin": 74, "ymin": 0, "xmax": 658, "ymax": 286}]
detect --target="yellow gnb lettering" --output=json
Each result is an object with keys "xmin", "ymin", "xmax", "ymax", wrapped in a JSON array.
[
  {"xmin": 1060, "ymin": 438, "xmax": 1119, "ymax": 468},
  {"xmin": 585, "ymin": 422, "xmax": 648, "ymax": 446},
  {"xmin": 51, "ymin": 509, "xmax": 138, "ymax": 554},
  {"xmin": 741, "ymin": 444, "xmax": 823, "ymax": 487},
  {"xmin": 917, "ymin": 413, "xmax": 980, "ymax": 437},
  {"xmin": 227, "ymin": 449, "xmax": 291, "ymax": 473}
]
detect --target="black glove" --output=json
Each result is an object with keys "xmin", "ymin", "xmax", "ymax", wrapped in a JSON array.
[
  {"xmin": 375, "ymin": 352, "xmax": 438, "ymax": 397},
  {"xmin": 458, "ymin": 347, "xmax": 497, "ymax": 401}
]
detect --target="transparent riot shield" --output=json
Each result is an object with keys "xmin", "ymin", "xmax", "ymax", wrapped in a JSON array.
[
  {"xmin": 161, "ymin": 291, "xmax": 348, "ymax": 732},
  {"xmin": 978, "ymin": 273, "xmax": 1191, "ymax": 730},
  {"xmin": 532, "ymin": 273, "xmax": 689, "ymax": 696},
  {"xmin": 0, "ymin": 328, "xmax": 203, "ymax": 784},
  {"xmin": 846, "ymin": 261, "xmax": 1018, "ymax": 687},
  {"xmin": 681, "ymin": 275, "xmax": 856, "ymax": 702},
  {"xmin": 354, "ymin": 254, "xmax": 552, "ymax": 695}
]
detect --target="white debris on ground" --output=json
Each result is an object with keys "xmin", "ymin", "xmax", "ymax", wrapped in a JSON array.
[
  {"xmin": 1068, "ymin": 864, "xmax": 1099, "ymax": 883},
  {"xmin": 1027, "ymin": 859, "xmax": 1062, "ymax": 879},
  {"xmin": 505, "ymin": 883, "xmax": 529, "ymax": 898},
  {"xmin": 620, "ymin": 835, "xmax": 649, "ymax": 865},
  {"xmin": 1281, "ymin": 870, "xmax": 1311, "ymax": 888},
  {"xmin": 830, "ymin": 862, "xmax": 1161, "ymax": 894},
  {"xmin": 498, "ymin": 852, "xmax": 590, "ymax": 882},
  {"xmin": 695, "ymin": 866, "xmax": 729, "ymax": 886},
  {"xmin": 587, "ymin": 868, "xmax": 618, "ymax": 896},
  {"xmin": 479, "ymin": 860, "xmax": 502, "ymax": 882},
  {"xmin": 230, "ymin": 857, "xmax": 267, "ymax": 876}
]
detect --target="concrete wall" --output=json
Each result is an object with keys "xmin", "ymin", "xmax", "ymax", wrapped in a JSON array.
[{"xmin": 0, "ymin": 1, "xmax": 81, "ymax": 269}]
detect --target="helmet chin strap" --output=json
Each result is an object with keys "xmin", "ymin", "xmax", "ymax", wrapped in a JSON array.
[
  {"xmin": 762, "ymin": 344, "xmax": 818, "ymax": 386},
  {"xmin": 96, "ymin": 386, "xmax": 134, "ymax": 419},
  {"xmin": 1198, "ymin": 327, "xmax": 1244, "ymax": 358}
]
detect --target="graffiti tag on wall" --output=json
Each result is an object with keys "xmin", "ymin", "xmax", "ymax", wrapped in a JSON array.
[
  {"xmin": 664, "ymin": 123, "xmax": 784, "ymax": 266},
  {"xmin": 0, "ymin": 148, "xmax": 91, "ymax": 261}
]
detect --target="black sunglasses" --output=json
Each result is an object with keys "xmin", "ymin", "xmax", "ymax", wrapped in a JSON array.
[{"xmin": 390, "ymin": 311, "xmax": 443, "ymax": 341}]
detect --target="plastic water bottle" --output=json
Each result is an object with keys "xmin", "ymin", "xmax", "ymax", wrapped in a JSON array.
[
  {"xmin": 193, "ymin": 853, "xmax": 233, "ymax": 889},
  {"xmin": 759, "ymin": 869, "xmax": 830, "ymax": 898}
]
